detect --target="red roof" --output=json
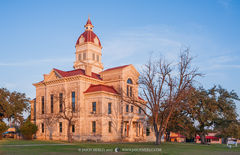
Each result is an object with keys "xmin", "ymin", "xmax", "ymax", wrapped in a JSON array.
[
  {"xmin": 76, "ymin": 30, "xmax": 101, "ymax": 47},
  {"xmin": 138, "ymin": 96, "xmax": 144, "ymax": 101},
  {"xmin": 84, "ymin": 84, "xmax": 118, "ymax": 94},
  {"xmin": 196, "ymin": 136, "xmax": 219, "ymax": 139},
  {"xmin": 53, "ymin": 68, "xmax": 102, "ymax": 80},
  {"xmin": 102, "ymin": 65, "xmax": 130, "ymax": 72},
  {"xmin": 85, "ymin": 17, "xmax": 93, "ymax": 26}
]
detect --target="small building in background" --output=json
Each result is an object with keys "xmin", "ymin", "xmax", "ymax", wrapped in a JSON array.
[
  {"xmin": 169, "ymin": 132, "xmax": 186, "ymax": 143},
  {"xmin": 196, "ymin": 133, "xmax": 222, "ymax": 144}
]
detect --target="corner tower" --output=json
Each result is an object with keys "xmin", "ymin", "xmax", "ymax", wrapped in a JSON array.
[{"xmin": 74, "ymin": 17, "xmax": 103, "ymax": 74}]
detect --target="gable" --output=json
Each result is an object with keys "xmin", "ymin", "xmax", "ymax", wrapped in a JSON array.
[{"xmin": 43, "ymin": 69, "xmax": 62, "ymax": 82}]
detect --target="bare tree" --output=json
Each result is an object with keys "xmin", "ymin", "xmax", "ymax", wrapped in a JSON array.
[
  {"xmin": 43, "ymin": 113, "xmax": 58, "ymax": 140},
  {"xmin": 41, "ymin": 88, "xmax": 80, "ymax": 143},
  {"xmin": 122, "ymin": 48, "xmax": 201, "ymax": 144}
]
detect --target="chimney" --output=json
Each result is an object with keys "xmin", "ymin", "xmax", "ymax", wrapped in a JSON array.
[{"xmin": 85, "ymin": 64, "xmax": 92, "ymax": 76}]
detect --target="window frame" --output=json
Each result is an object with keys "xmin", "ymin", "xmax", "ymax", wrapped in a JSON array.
[
  {"xmin": 50, "ymin": 94, "xmax": 54, "ymax": 113},
  {"xmin": 126, "ymin": 104, "xmax": 129, "ymax": 112},
  {"xmin": 41, "ymin": 96, "xmax": 44, "ymax": 114},
  {"xmin": 42, "ymin": 123, "xmax": 44, "ymax": 133},
  {"xmin": 72, "ymin": 91, "xmax": 75, "ymax": 112},
  {"xmin": 108, "ymin": 121, "xmax": 112, "ymax": 133},
  {"xmin": 108, "ymin": 102, "xmax": 112, "ymax": 114},
  {"xmin": 92, "ymin": 102, "xmax": 96, "ymax": 113},
  {"xmin": 59, "ymin": 93, "xmax": 63, "ymax": 112},
  {"xmin": 78, "ymin": 54, "xmax": 81, "ymax": 61},
  {"xmin": 59, "ymin": 122, "xmax": 62, "ymax": 133},
  {"xmin": 131, "ymin": 105, "xmax": 134, "ymax": 113},
  {"xmin": 72, "ymin": 124, "xmax": 75, "ymax": 133},
  {"xmin": 92, "ymin": 121, "xmax": 96, "ymax": 133}
]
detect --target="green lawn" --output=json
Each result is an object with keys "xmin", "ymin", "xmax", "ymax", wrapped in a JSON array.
[{"xmin": 0, "ymin": 139, "xmax": 240, "ymax": 155}]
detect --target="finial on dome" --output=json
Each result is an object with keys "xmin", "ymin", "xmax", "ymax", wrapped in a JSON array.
[{"xmin": 85, "ymin": 16, "xmax": 94, "ymax": 31}]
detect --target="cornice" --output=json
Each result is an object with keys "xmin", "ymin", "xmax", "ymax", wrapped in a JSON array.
[{"xmin": 33, "ymin": 74, "xmax": 103, "ymax": 87}]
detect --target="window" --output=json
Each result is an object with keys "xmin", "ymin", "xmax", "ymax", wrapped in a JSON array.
[
  {"xmin": 78, "ymin": 54, "xmax": 81, "ymax": 60},
  {"xmin": 92, "ymin": 102, "xmax": 96, "ymax": 113},
  {"xmin": 139, "ymin": 124, "xmax": 141, "ymax": 136},
  {"xmin": 72, "ymin": 91, "xmax": 75, "ymax": 112},
  {"xmin": 138, "ymin": 107, "xmax": 141, "ymax": 114},
  {"xmin": 97, "ymin": 55, "xmax": 99, "ymax": 62},
  {"xmin": 108, "ymin": 103, "xmax": 111, "ymax": 114},
  {"xmin": 83, "ymin": 53, "xmax": 86, "ymax": 60},
  {"xmin": 130, "ymin": 87, "xmax": 132, "ymax": 97},
  {"xmin": 41, "ymin": 96, "xmax": 44, "ymax": 114},
  {"xmin": 59, "ymin": 93, "xmax": 63, "ymax": 112},
  {"xmin": 51, "ymin": 94, "xmax": 54, "ymax": 113},
  {"xmin": 131, "ymin": 105, "xmax": 134, "ymax": 113},
  {"xmin": 126, "ymin": 104, "xmax": 129, "ymax": 112},
  {"xmin": 42, "ymin": 123, "xmax": 44, "ymax": 133},
  {"xmin": 92, "ymin": 121, "xmax": 96, "ymax": 133},
  {"xmin": 72, "ymin": 124, "xmax": 75, "ymax": 133},
  {"xmin": 59, "ymin": 122, "xmax": 62, "ymax": 133},
  {"xmin": 92, "ymin": 53, "xmax": 95, "ymax": 60},
  {"xmin": 127, "ymin": 78, "xmax": 133, "ymax": 97},
  {"xmin": 108, "ymin": 121, "xmax": 112, "ymax": 133},
  {"xmin": 127, "ymin": 78, "xmax": 133, "ymax": 84}
]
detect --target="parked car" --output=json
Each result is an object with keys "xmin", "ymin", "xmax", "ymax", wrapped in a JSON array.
[{"xmin": 2, "ymin": 131, "xmax": 15, "ymax": 138}]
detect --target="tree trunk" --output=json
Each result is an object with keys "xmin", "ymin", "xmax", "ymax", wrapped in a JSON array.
[
  {"xmin": 155, "ymin": 131, "xmax": 161, "ymax": 145},
  {"xmin": 200, "ymin": 133, "xmax": 206, "ymax": 144},
  {"xmin": 153, "ymin": 123, "xmax": 161, "ymax": 145},
  {"xmin": 67, "ymin": 121, "xmax": 72, "ymax": 143},
  {"xmin": 166, "ymin": 131, "xmax": 170, "ymax": 142}
]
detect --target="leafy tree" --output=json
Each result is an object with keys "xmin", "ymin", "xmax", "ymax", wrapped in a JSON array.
[
  {"xmin": 0, "ymin": 121, "xmax": 8, "ymax": 140},
  {"xmin": 0, "ymin": 88, "xmax": 30, "ymax": 126},
  {"xmin": 213, "ymin": 86, "xmax": 240, "ymax": 142},
  {"xmin": 188, "ymin": 86, "xmax": 239, "ymax": 144},
  {"xmin": 19, "ymin": 119, "xmax": 38, "ymax": 140},
  {"xmin": 166, "ymin": 109, "xmax": 195, "ymax": 141},
  {"xmin": 0, "ymin": 88, "xmax": 10, "ymax": 121}
]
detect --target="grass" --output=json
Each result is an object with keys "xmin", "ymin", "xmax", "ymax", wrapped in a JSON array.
[{"xmin": 1, "ymin": 139, "xmax": 240, "ymax": 155}]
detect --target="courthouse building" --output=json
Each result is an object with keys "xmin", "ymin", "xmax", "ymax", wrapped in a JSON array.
[{"xmin": 31, "ymin": 18, "xmax": 147, "ymax": 142}]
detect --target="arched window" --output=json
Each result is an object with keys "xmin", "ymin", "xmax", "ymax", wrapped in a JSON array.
[
  {"xmin": 127, "ymin": 78, "xmax": 133, "ymax": 97},
  {"xmin": 127, "ymin": 78, "xmax": 133, "ymax": 84}
]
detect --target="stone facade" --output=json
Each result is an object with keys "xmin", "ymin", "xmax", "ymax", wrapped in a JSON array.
[{"xmin": 31, "ymin": 18, "xmax": 147, "ymax": 142}]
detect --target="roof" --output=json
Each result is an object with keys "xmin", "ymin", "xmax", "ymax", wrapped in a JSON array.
[
  {"xmin": 76, "ymin": 17, "xmax": 101, "ymax": 47},
  {"xmin": 84, "ymin": 84, "xmax": 118, "ymax": 94},
  {"xmin": 196, "ymin": 136, "xmax": 219, "ymax": 139},
  {"xmin": 138, "ymin": 96, "xmax": 144, "ymax": 101},
  {"xmin": 76, "ymin": 30, "xmax": 101, "ymax": 47},
  {"xmin": 85, "ymin": 17, "xmax": 93, "ymax": 26},
  {"xmin": 102, "ymin": 65, "xmax": 130, "ymax": 72},
  {"xmin": 53, "ymin": 68, "xmax": 102, "ymax": 80}
]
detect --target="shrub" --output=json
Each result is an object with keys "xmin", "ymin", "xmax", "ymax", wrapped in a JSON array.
[
  {"xmin": 19, "ymin": 120, "xmax": 38, "ymax": 140},
  {"xmin": 0, "ymin": 121, "xmax": 8, "ymax": 140}
]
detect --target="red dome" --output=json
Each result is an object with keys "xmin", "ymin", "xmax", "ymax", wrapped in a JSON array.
[
  {"xmin": 76, "ymin": 18, "xmax": 101, "ymax": 47},
  {"xmin": 76, "ymin": 31, "xmax": 101, "ymax": 47}
]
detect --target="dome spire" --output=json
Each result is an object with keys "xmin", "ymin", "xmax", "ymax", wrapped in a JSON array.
[{"xmin": 85, "ymin": 16, "xmax": 94, "ymax": 31}]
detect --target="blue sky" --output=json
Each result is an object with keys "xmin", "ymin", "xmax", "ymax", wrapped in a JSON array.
[{"xmin": 0, "ymin": 0, "xmax": 240, "ymax": 115}]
